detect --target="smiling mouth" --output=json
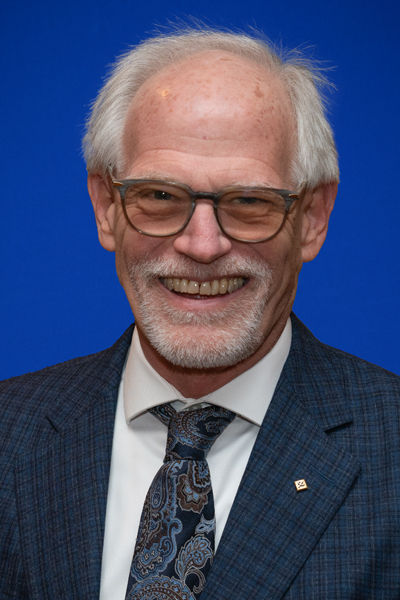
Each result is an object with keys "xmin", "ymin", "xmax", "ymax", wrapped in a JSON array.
[{"xmin": 160, "ymin": 276, "xmax": 246, "ymax": 296}]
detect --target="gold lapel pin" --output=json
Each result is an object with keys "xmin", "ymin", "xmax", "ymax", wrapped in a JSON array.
[{"xmin": 294, "ymin": 479, "xmax": 308, "ymax": 491}]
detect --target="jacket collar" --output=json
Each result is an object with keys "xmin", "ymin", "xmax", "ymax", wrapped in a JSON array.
[{"xmin": 45, "ymin": 325, "xmax": 134, "ymax": 433}]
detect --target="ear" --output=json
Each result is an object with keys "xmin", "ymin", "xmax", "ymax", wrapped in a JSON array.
[
  {"xmin": 301, "ymin": 182, "xmax": 337, "ymax": 263},
  {"xmin": 87, "ymin": 173, "xmax": 116, "ymax": 252}
]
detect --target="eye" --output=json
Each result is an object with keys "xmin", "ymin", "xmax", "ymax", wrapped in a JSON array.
[
  {"xmin": 233, "ymin": 196, "xmax": 260, "ymax": 205},
  {"xmin": 153, "ymin": 190, "xmax": 174, "ymax": 200}
]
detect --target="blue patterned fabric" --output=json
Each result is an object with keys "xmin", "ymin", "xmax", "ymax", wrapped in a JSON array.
[
  {"xmin": 1, "ymin": 315, "xmax": 400, "ymax": 598},
  {"xmin": 125, "ymin": 404, "xmax": 235, "ymax": 600}
]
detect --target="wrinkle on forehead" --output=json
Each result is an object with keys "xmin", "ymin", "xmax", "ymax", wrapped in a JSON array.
[{"xmin": 123, "ymin": 51, "xmax": 296, "ymax": 183}]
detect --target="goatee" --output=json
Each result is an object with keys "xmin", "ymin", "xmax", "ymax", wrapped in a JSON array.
[{"xmin": 128, "ymin": 254, "xmax": 273, "ymax": 369}]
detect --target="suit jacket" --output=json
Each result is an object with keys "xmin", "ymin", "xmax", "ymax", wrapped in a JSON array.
[{"xmin": 1, "ymin": 314, "xmax": 400, "ymax": 599}]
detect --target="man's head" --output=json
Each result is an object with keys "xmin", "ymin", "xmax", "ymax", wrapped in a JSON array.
[
  {"xmin": 85, "ymin": 28, "xmax": 338, "ymax": 382},
  {"xmin": 83, "ymin": 29, "xmax": 338, "ymax": 187}
]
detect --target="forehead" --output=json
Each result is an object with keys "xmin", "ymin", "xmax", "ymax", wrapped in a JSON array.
[{"xmin": 122, "ymin": 51, "xmax": 295, "ymax": 185}]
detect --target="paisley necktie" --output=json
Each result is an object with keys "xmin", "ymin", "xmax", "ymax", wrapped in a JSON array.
[{"xmin": 125, "ymin": 403, "xmax": 236, "ymax": 600}]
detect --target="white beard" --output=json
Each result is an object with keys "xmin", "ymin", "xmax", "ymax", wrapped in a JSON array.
[{"xmin": 128, "ymin": 254, "xmax": 273, "ymax": 369}]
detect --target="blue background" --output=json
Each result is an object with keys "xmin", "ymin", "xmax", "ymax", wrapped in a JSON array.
[{"xmin": 1, "ymin": 0, "xmax": 399, "ymax": 379}]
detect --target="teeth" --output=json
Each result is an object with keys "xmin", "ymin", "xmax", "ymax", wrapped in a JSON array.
[
  {"xmin": 219, "ymin": 278, "xmax": 228, "ymax": 295},
  {"xmin": 211, "ymin": 280, "xmax": 219, "ymax": 296},
  {"xmin": 200, "ymin": 282, "xmax": 211, "ymax": 296},
  {"xmin": 161, "ymin": 276, "xmax": 244, "ymax": 295},
  {"xmin": 188, "ymin": 281, "xmax": 199, "ymax": 294}
]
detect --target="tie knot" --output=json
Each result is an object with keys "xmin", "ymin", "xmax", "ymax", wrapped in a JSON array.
[{"xmin": 151, "ymin": 404, "xmax": 235, "ymax": 461}]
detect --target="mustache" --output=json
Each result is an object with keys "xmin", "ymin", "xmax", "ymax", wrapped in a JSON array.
[{"xmin": 128, "ymin": 253, "xmax": 273, "ymax": 283}]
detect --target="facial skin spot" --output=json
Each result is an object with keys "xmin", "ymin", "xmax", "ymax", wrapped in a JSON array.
[
  {"xmin": 254, "ymin": 86, "xmax": 264, "ymax": 98},
  {"xmin": 160, "ymin": 89, "xmax": 170, "ymax": 98}
]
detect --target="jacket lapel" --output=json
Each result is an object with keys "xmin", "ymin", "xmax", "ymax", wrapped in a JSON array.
[
  {"xmin": 14, "ymin": 327, "xmax": 133, "ymax": 600},
  {"xmin": 202, "ymin": 316, "xmax": 361, "ymax": 600}
]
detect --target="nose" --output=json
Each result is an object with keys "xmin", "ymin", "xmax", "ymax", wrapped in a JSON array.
[{"xmin": 173, "ymin": 200, "xmax": 232, "ymax": 263}]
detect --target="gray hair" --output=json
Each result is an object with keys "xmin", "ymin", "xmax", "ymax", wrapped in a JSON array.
[{"xmin": 83, "ymin": 27, "xmax": 339, "ymax": 188}]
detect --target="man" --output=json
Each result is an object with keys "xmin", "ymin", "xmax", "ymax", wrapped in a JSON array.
[{"xmin": 1, "ymin": 27, "xmax": 400, "ymax": 600}]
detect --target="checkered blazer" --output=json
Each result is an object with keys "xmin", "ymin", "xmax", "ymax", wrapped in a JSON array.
[{"xmin": 1, "ymin": 315, "xmax": 400, "ymax": 599}]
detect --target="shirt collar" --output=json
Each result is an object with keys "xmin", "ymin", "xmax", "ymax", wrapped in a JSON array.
[{"xmin": 124, "ymin": 319, "xmax": 291, "ymax": 427}]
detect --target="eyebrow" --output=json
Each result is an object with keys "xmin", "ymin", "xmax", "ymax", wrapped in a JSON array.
[
  {"xmin": 122, "ymin": 173, "xmax": 282, "ymax": 190},
  {"xmin": 124, "ymin": 172, "xmax": 183, "ymax": 184}
]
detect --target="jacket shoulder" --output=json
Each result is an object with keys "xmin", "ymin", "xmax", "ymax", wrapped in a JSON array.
[
  {"xmin": 288, "ymin": 314, "xmax": 400, "ymax": 433},
  {"xmin": 290, "ymin": 313, "xmax": 400, "ymax": 386},
  {"xmin": 0, "ymin": 325, "xmax": 134, "ymax": 457}
]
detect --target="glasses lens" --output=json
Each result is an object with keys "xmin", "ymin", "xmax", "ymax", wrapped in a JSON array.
[
  {"xmin": 123, "ymin": 182, "xmax": 192, "ymax": 235},
  {"xmin": 218, "ymin": 189, "xmax": 287, "ymax": 242}
]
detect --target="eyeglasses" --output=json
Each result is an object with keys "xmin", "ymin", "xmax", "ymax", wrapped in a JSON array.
[{"xmin": 111, "ymin": 175, "xmax": 305, "ymax": 243}]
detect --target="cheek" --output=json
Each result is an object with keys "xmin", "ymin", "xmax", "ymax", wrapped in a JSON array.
[
  {"xmin": 113, "ymin": 222, "xmax": 170, "ymax": 282},
  {"xmin": 254, "ymin": 232, "xmax": 303, "ymax": 296},
  {"xmin": 255, "ymin": 226, "xmax": 300, "ymax": 269},
  {"xmin": 112, "ymin": 218, "xmax": 144, "ymax": 287}
]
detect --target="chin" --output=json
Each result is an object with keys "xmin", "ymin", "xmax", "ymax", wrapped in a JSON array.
[{"xmin": 140, "ymin": 316, "xmax": 267, "ymax": 369}]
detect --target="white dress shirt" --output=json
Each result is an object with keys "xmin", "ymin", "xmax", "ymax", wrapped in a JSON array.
[{"xmin": 99, "ymin": 320, "xmax": 292, "ymax": 600}]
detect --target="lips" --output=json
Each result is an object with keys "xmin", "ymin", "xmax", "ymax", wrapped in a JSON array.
[{"xmin": 160, "ymin": 276, "xmax": 245, "ymax": 296}]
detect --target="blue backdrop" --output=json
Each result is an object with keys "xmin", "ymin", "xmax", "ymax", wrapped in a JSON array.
[{"xmin": 1, "ymin": 0, "xmax": 399, "ymax": 379}]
